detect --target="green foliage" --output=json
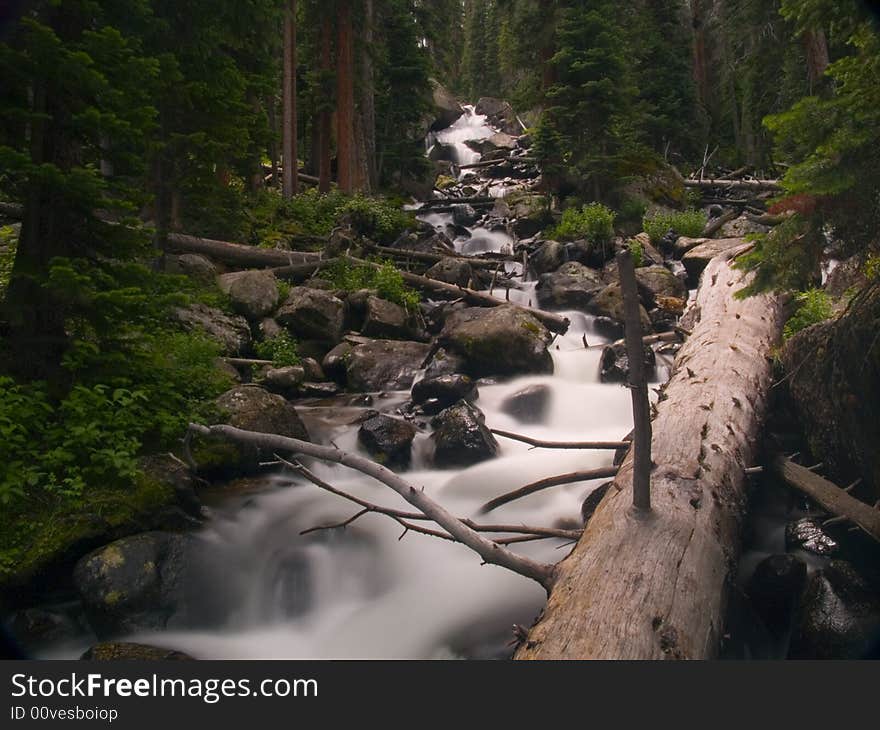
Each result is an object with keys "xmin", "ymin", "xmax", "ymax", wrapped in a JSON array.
[
  {"xmin": 320, "ymin": 258, "xmax": 420, "ymax": 310},
  {"xmin": 0, "ymin": 224, "xmax": 17, "ymax": 298},
  {"xmin": 629, "ymin": 239, "xmax": 645, "ymax": 269},
  {"xmin": 643, "ymin": 209, "xmax": 708, "ymax": 243},
  {"xmin": 548, "ymin": 203, "xmax": 616, "ymax": 244},
  {"xmin": 733, "ymin": 215, "xmax": 822, "ymax": 297},
  {"xmin": 619, "ymin": 197, "xmax": 649, "ymax": 225},
  {"xmin": 784, "ymin": 288, "xmax": 834, "ymax": 338},
  {"xmin": 255, "ymin": 332, "xmax": 301, "ymax": 368},
  {"xmin": 866, "ymin": 255, "xmax": 880, "ymax": 282}
]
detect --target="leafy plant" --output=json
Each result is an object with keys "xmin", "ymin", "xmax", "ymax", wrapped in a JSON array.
[
  {"xmin": 628, "ymin": 238, "xmax": 645, "ymax": 268},
  {"xmin": 643, "ymin": 209, "xmax": 707, "ymax": 243},
  {"xmin": 320, "ymin": 258, "xmax": 420, "ymax": 310},
  {"xmin": 548, "ymin": 202, "xmax": 616, "ymax": 244},
  {"xmin": 784, "ymin": 288, "xmax": 833, "ymax": 339},
  {"xmin": 255, "ymin": 331, "xmax": 301, "ymax": 367}
]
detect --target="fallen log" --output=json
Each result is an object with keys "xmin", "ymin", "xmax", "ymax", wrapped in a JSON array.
[
  {"xmin": 700, "ymin": 209, "xmax": 738, "ymax": 238},
  {"xmin": 346, "ymin": 256, "xmax": 569, "ymax": 334},
  {"xmin": 772, "ymin": 456, "xmax": 880, "ymax": 543},
  {"xmin": 165, "ymin": 233, "xmax": 319, "ymax": 268},
  {"xmin": 368, "ymin": 245, "xmax": 506, "ymax": 270},
  {"xmin": 457, "ymin": 157, "xmax": 538, "ymax": 170},
  {"xmin": 417, "ymin": 196, "xmax": 496, "ymax": 208},
  {"xmin": 515, "ymin": 247, "xmax": 784, "ymax": 659},
  {"xmin": 684, "ymin": 178, "xmax": 781, "ymax": 192},
  {"xmin": 270, "ymin": 259, "xmax": 332, "ymax": 282}
]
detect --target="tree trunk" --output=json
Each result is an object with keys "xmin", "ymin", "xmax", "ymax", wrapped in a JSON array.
[
  {"xmin": 690, "ymin": 0, "xmax": 712, "ymax": 120},
  {"xmin": 336, "ymin": 0, "xmax": 354, "ymax": 194},
  {"xmin": 318, "ymin": 14, "xmax": 333, "ymax": 194},
  {"xmin": 282, "ymin": 0, "xmax": 299, "ymax": 198},
  {"xmin": 164, "ymin": 232, "xmax": 318, "ymax": 268},
  {"xmin": 515, "ymin": 248, "xmax": 784, "ymax": 659},
  {"xmin": 803, "ymin": 29, "xmax": 830, "ymax": 93},
  {"xmin": 267, "ymin": 94, "xmax": 279, "ymax": 189}
]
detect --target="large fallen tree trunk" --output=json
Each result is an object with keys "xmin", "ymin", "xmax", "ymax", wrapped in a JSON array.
[
  {"xmin": 164, "ymin": 233, "xmax": 319, "ymax": 268},
  {"xmin": 515, "ymin": 247, "xmax": 784, "ymax": 659},
  {"xmin": 684, "ymin": 178, "xmax": 781, "ymax": 192}
]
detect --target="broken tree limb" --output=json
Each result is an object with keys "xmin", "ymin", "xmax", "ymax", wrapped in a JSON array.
[
  {"xmin": 367, "ymin": 244, "xmax": 506, "ymax": 270},
  {"xmin": 188, "ymin": 423, "xmax": 557, "ymax": 589},
  {"xmin": 345, "ymin": 256, "xmax": 569, "ymax": 334},
  {"xmin": 490, "ymin": 429, "xmax": 629, "ymax": 451},
  {"xmin": 269, "ymin": 259, "xmax": 333, "ymax": 282},
  {"xmin": 772, "ymin": 456, "xmax": 880, "ymax": 543},
  {"xmin": 515, "ymin": 247, "xmax": 784, "ymax": 660},
  {"xmin": 479, "ymin": 467, "xmax": 620, "ymax": 514},
  {"xmin": 701, "ymin": 209, "xmax": 739, "ymax": 238},
  {"xmin": 684, "ymin": 178, "xmax": 781, "ymax": 192}
]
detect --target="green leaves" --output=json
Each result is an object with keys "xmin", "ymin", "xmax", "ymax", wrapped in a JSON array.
[{"xmin": 548, "ymin": 203, "xmax": 616, "ymax": 244}]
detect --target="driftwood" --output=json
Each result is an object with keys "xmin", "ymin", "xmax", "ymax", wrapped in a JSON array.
[
  {"xmin": 515, "ymin": 247, "xmax": 784, "ymax": 659},
  {"xmin": 346, "ymin": 256, "xmax": 569, "ymax": 334},
  {"xmin": 188, "ymin": 423, "xmax": 557, "ymax": 589},
  {"xmin": 479, "ymin": 467, "xmax": 620, "ymax": 514},
  {"xmin": 490, "ymin": 430, "xmax": 629, "ymax": 451},
  {"xmin": 773, "ymin": 456, "xmax": 880, "ymax": 543},
  {"xmin": 684, "ymin": 178, "xmax": 781, "ymax": 192}
]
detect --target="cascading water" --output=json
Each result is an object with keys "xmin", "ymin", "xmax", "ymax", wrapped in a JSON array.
[{"xmin": 38, "ymin": 103, "xmax": 652, "ymax": 661}]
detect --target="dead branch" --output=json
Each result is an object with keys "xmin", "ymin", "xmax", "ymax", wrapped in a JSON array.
[
  {"xmin": 773, "ymin": 456, "xmax": 880, "ymax": 543},
  {"xmin": 701, "ymin": 209, "xmax": 739, "ymax": 238},
  {"xmin": 684, "ymin": 178, "xmax": 781, "ymax": 192},
  {"xmin": 491, "ymin": 429, "xmax": 629, "ymax": 451},
  {"xmin": 480, "ymin": 466, "xmax": 620, "ymax": 514},
  {"xmin": 188, "ymin": 423, "xmax": 557, "ymax": 589}
]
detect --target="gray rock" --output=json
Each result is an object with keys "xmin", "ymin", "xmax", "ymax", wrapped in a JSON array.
[
  {"xmin": 301, "ymin": 357, "xmax": 325, "ymax": 381},
  {"xmin": 412, "ymin": 374, "xmax": 477, "ymax": 410},
  {"xmin": 80, "ymin": 642, "xmax": 194, "ymax": 661},
  {"xmin": 170, "ymin": 254, "xmax": 217, "ymax": 283},
  {"xmin": 440, "ymin": 305, "xmax": 554, "ymax": 377},
  {"xmin": 428, "ymin": 80, "xmax": 464, "ymax": 132},
  {"xmin": 425, "ymin": 258, "xmax": 476, "ymax": 288},
  {"xmin": 500, "ymin": 384, "xmax": 552, "ymax": 424},
  {"xmin": 263, "ymin": 366, "xmax": 306, "ymax": 397},
  {"xmin": 475, "ymin": 97, "xmax": 521, "ymax": 135},
  {"xmin": 634, "ymin": 266, "xmax": 687, "ymax": 307},
  {"xmin": 600, "ymin": 341, "xmax": 657, "ymax": 384},
  {"xmin": 345, "ymin": 340, "xmax": 433, "ymax": 392},
  {"xmin": 361, "ymin": 296, "xmax": 412, "ymax": 340},
  {"xmin": 589, "ymin": 283, "xmax": 652, "ymax": 331},
  {"xmin": 358, "ymin": 414, "xmax": 417, "ymax": 466},
  {"xmin": 276, "ymin": 286, "xmax": 345, "ymax": 344},
  {"xmin": 530, "ymin": 240, "xmax": 566, "ymax": 275},
  {"xmin": 259, "ymin": 317, "xmax": 283, "ymax": 340},
  {"xmin": 513, "ymin": 217, "xmax": 544, "ymax": 240},
  {"xmin": 218, "ymin": 270, "xmax": 279, "ymax": 320},
  {"xmin": 73, "ymin": 532, "xmax": 193, "ymax": 638},
  {"xmin": 535, "ymin": 261, "xmax": 605, "ymax": 310},
  {"xmin": 322, "ymin": 342, "xmax": 354, "ymax": 383},
  {"xmin": 173, "ymin": 303, "xmax": 251, "ymax": 355},
  {"xmin": 423, "ymin": 347, "xmax": 468, "ymax": 380},
  {"xmin": 452, "ymin": 204, "xmax": 479, "ymax": 227},
  {"xmin": 431, "ymin": 401, "xmax": 498, "ymax": 467}
]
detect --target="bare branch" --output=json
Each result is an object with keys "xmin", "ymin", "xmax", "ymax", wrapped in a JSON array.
[
  {"xmin": 491, "ymin": 429, "xmax": 629, "ymax": 451},
  {"xmin": 480, "ymin": 466, "xmax": 619, "ymax": 514}
]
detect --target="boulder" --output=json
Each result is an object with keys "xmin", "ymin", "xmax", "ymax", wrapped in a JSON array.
[
  {"xmin": 513, "ymin": 217, "xmax": 544, "ymax": 240},
  {"xmin": 259, "ymin": 317, "xmax": 284, "ymax": 340},
  {"xmin": 747, "ymin": 553, "xmax": 808, "ymax": 634},
  {"xmin": 343, "ymin": 340, "xmax": 433, "ymax": 392},
  {"xmin": 500, "ymin": 384, "xmax": 552, "ymax": 424},
  {"xmin": 361, "ymin": 296, "xmax": 414, "ymax": 341},
  {"xmin": 425, "ymin": 258, "xmax": 477, "ymax": 288},
  {"xmin": 452, "ymin": 204, "xmax": 479, "ymax": 227},
  {"xmin": 276, "ymin": 286, "xmax": 345, "ymax": 345},
  {"xmin": 589, "ymin": 283, "xmax": 652, "ymax": 331},
  {"xmin": 423, "ymin": 346, "xmax": 468, "ymax": 380},
  {"xmin": 565, "ymin": 238, "xmax": 616, "ymax": 269},
  {"xmin": 440, "ymin": 305, "xmax": 554, "ymax": 377},
  {"xmin": 475, "ymin": 97, "xmax": 521, "ymax": 135},
  {"xmin": 428, "ymin": 142, "xmax": 459, "ymax": 164},
  {"xmin": 358, "ymin": 414, "xmax": 417, "ymax": 466},
  {"xmin": 431, "ymin": 401, "xmax": 499, "ymax": 467},
  {"xmin": 218, "ymin": 270, "xmax": 279, "ymax": 320},
  {"xmin": 530, "ymin": 240, "xmax": 566, "ymax": 276},
  {"xmin": 411, "ymin": 374, "xmax": 477, "ymax": 411},
  {"xmin": 80, "ymin": 642, "xmax": 194, "ymax": 661},
  {"xmin": 789, "ymin": 560, "xmax": 880, "ymax": 659},
  {"xmin": 634, "ymin": 265, "xmax": 688, "ymax": 306},
  {"xmin": 73, "ymin": 532, "xmax": 192, "ymax": 638},
  {"xmin": 428, "ymin": 80, "xmax": 464, "ymax": 132},
  {"xmin": 599, "ymin": 341, "xmax": 657, "ymax": 383},
  {"xmin": 322, "ymin": 342, "xmax": 354, "ymax": 383},
  {"xmin": 671, "ymin": 235, "xmax": 709, "ymax": 257},
  {"xmin": 682, "ymin": 238, "xmax": 747, "ymax": 280},
  {"xmin": 173, "ymin": 303, "xmax": 251, "ymax": 356},
  {"xmin": 535, "ymin": 261, "xmax": 605, "ymax": 310},
  {"xmin": 167, "ymin": 254, "xmax": 216, "ymax": 283},
  {"xmin": 263, "ymin": 365, "xmax": 306, "ymax": 397},
  {"xmin": 8, "ymin": 608, "xmax": 81, "ymax": 650}
]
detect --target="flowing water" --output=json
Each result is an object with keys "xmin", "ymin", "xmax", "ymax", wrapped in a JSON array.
[{"xmin": 40, "ymin": 106, "xmax": 656, "ymax": 660}]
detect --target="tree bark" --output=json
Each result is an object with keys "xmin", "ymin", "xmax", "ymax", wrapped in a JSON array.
[
  {"xmin": 336, "ymin": 0, "xmax": 354, "ymax": 194},
  {"xmin": 684, "ymin": 178, "xmax": 781, "ymax": 191},
  {"xmin": 317, "ymin": 14, "xmax": 333, "ymax": 193},
  {"xmin": 282, "ymin": 0, "xmax": 299, "ymax": 198},
  {"xmin": 803, "ymin": 28, "xmax": 830, "ymax": 93},
  {"xmin": 515, "ymin": 248, "xmax": 784, "ymax": 659},
  {"xmin": 164, "ymin": 232, "xmax": 318, "ymax": 268}
]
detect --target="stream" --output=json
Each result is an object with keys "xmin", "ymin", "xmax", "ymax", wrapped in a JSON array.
[{"xmin": 37, "ymin": 106, "xmax": 666, "ymax": 660}]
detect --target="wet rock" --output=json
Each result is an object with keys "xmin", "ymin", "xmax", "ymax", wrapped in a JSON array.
[
  {"xmin": 298, "ymin": 382, "xmax": 342, "ymax": 399},
  {"xmin": 629, "ymin": 233, "xmax": 665, "ymax": 266},
  {"xmin": 425, "ymin": 257, "xmax": 476, "ymax": 288},
  {"xmin": 173, "ymin": 303, "xmax": 251, "ymax": 356},
  {"xmin": 8, "ymin": 608, "xmax": 81, "ymax": 649},
  {"xmin": 322, "ymin": 342, "xmax": 354, "ymax": 383},
  {"xmin": 747, "ymin": 553, "xmax": 808, "ymax": 634},
  {"xmin": 73, "ymin": 532, "xmax": 193, "ymax": 638},
  {"xmin": 789, "ymin": 560, "xmax": 880, "ymax": 659},
  {"xmin": 565, "ymin": 238, "xmax": 616, "ymax": 269},
  {"xmin": 428, "ymin": 80, "xmax": 464, "ymax": 132},
  {"xmin": 139, "ymin": 454, "xmax": 201, "ymax": 519},
  {"xmin": 530, "ymin": 240, "xmax": 566, "ymax": 276},
  {"xmin": 259, "ymin": 317, "xmax": 283, "ymax": 340},
  {"xmin": 440, "ymin": 305, "xmax": 554, "ymax": 377},
  {"xmin": 535, "ymin": 261, "xmax": 605, "ymax": 310},
  {"xmin": 276, "ymin": 286, "xmax": 345, "ymax": 345},
  {"xmin": 500, "ymin": 384, "xmax": 552, "ymax": 424},
  {"xmin": 361, "ymin": 296, "xmax": 415, "ymax": 341},
  {"xmin": 358, "ymin": 414, "xmax": 417, "ymax": 466},
  {"xmin": 785, "ymin": 517, "xmax": 838, "ymax": 556},
  {"xmin": 423, "ymin": 347, "xmax": 468, "ymax": 380},
  {"xmin": 431, "ymin": 401, "xmax": 499, "ymax": 467},
  {"xmin": 681, "ymin": 237, "xmax": 747, "ymax": 280},
  {"xmin": 825, "ymin": 255, "xmax": 870, "ymax": 300},
  {"xmin": 512, "ymin": 217, "xmax": 543, "ymax": 240},
  {"xmin": 263, "ymin": 365, "xmax": 306, "ymax": 397},
  {"xmin": 589, "ymin": 283, "xmax": 652, "ymax": 332},
  {"xmin": 634, "ymin": 265, "xmax": 687, "ymax": 307},
  {"xmin": 80, "ymin": 642, "xmax": 194, "ymax": 661},
  {"xmin": 301, "ymin": 357, "xmax": 325, "ymax": 381},
  {"xmin": 599, "ymin": 341, "xmax": 657, "ymax": 383},
  {"xmin": 475, "ymin": 97, "xmax": 521, "ymax": 136},
  {"xmin": 392, "ymin": 229, "xmax": 456, "ymax": 255},
  {"xmin": 411, "ymin": 374, "xmax": 477, "ymax": 410},
  {"xmin": 670, "ymin": 235, "xmax": 708, "ymax": 257},
  {"xmin": 218, "ymin": 270, "xmax": 279, "ymax": 320},
  {"xmin": 452, "ymin": 204, "xmax": 479, "ymax": 227},
  {"xmin": 344, "ymin": 340, "xmax": 433, "ymax": 391},
  {"xmin": 428, "ymin": 142, "xmax": 459, "ymax": 164}
]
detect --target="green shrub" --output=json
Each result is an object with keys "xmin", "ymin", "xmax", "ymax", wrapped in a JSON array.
[
  {"xmin": 548, "ymin": 202, "xmax": 616, "ymax": 243},
  {"xmin": 255, "ymin": 331, "xmax": 301, "ymax": 367},
  {"xmin": 0, "ymin": 224, "xmax": 18, "ymax": 297},
  {"xmin": 643, "ymin": 209, "xmax": 708, "ymax": 243},
  {"xmin": 321, "ymin": 258, "xmax": 420, "ymax": 310},
  {"xmin": 784, "ymin": 288, "xmax": 833, "ymax": 339},
  {"xmin": 619, "ymin": 197, "xmax": 648, "ymax": 224},
  {"xmin": 866, "ymin": 254, "xmax": 880, "ymax": 281},
  {"xmin": 628, "ymin": 238, "xmax": 645, "ymax": 268}
]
